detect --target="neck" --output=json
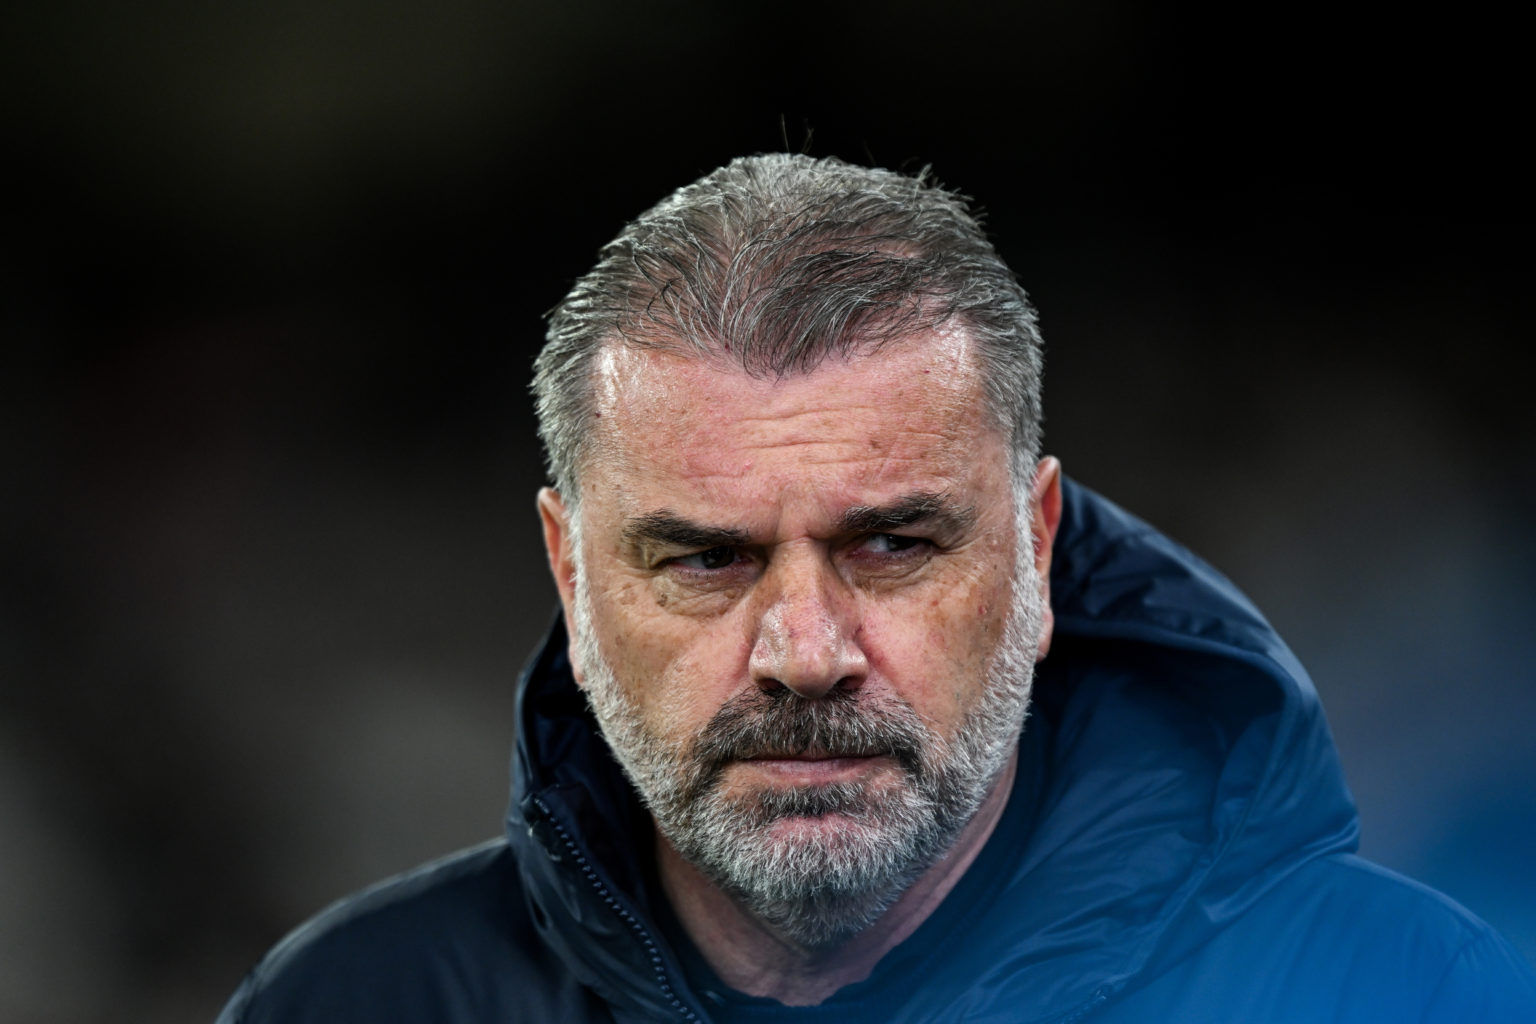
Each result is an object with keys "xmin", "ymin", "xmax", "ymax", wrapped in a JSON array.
[{"xmin": 656, "ymin": 752, "xmax": 1018, "ymax": 1006}]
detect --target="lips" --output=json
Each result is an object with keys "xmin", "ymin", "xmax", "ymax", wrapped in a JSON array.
[
  {"xmin": 735, "ymin": 751, "xmax": 892, "ymax": 788},
  {"xmin": 682, "ymin": 687, "xmax": 930, "ymax": 800},
  {"xmin": 745, "ymin": 747, "xmax": 883, "ymax": 762}
]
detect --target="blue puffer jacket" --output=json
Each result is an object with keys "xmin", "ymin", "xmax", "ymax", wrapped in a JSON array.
[{"xmin": 217, "ymin": 480, "xmax": 1536, "ymax": 1023}]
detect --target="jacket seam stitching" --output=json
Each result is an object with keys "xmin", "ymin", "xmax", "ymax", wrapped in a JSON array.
[
  {"xmin": 532, "ymin": 795, "xmax": 703, "ymax": 1023},
  {"xmin": 1417, "ymin": 930, "xmax": 1489, "ymax": 1024}
]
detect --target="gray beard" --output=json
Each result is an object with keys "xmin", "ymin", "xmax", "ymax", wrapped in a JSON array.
[{"xmin": 568, "ymin": 513, "xmax": 1043, "ymax": 949}]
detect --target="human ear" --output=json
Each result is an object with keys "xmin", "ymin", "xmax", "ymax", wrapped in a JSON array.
[
  {"xmin": 1028, "ymin": 456, "xmax": 1063, "ymax": 661},
  {"xmin": 536, "ymin": 487, "xmax": 584, "ymax": 684}
]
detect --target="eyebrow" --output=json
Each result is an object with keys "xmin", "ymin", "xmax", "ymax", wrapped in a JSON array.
[
  {"xmin": 839, "ymin": 491, "xmax": 977, "ymax": 536},
  {"xmin": 622, "ymin": 510, "xmax": 751, "ymax": 551},
  {"xmin": 621, "ymin": 491, "xmax": 978, "ymax": 552}
]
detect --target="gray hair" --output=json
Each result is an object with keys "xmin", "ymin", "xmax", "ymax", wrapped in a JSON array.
[{"xmin": 532, "ymin": 153, "xmax": 1044, "ymax": 500}]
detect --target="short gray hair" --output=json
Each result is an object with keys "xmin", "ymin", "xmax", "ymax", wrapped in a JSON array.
[{"xmin": 532, "ymin": 154, "xmax": 1044, "ymax": 499}]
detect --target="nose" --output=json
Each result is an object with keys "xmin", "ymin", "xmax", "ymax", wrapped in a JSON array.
[{"xmin": 748, "ymin": 552, "xmax": 868, "ymax": 699}]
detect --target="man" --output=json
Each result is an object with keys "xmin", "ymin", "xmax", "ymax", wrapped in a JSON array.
[{"xmin": 218, "ymin": 155, "xmax": 1536, "ymax": 1022}]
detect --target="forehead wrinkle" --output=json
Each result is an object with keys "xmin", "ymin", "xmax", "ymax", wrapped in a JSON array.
[
  {"xmin": 579, "ymin": 330, "xmax": 1006, "ymax": 522},
  {"xmin": 673, "ymin": 422, "xmax": 975, "ymax": 478},
  {"xmin": 712, "ymin": 427, "xmax": 966, "ymax": 451}
]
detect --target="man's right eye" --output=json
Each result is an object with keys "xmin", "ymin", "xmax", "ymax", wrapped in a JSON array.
[{"xmin": 673, "ymin": 546, "xmax": 740, "ymax": 571}]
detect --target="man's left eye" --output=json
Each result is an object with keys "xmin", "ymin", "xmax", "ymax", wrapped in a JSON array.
[
  {"xmin": 860, "ymin": 533, "xmax": 925, "ymax": 555},
  {"xmin": 674, "ymin": 546, "xmax": 741, "ymax": 570}
]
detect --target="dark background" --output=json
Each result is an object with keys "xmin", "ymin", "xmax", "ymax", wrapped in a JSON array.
[{"xmin": 3, "ymin": 2, "xmax": 1532, "ymax": 1020}]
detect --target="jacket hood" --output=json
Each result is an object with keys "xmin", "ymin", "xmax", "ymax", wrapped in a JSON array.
[{"xmin": 506, "ymin": 478, "xmax": 1360, "ymax": 1022}]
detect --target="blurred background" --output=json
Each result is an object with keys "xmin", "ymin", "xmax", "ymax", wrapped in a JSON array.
[{"xmin": 3, "ymin": 1, "xmax": 1532, "ymax": 1020}]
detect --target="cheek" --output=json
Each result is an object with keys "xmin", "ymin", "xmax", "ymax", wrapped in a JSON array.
[
  {"xmin": 592, "ymin": 587, "xmax": 670, "ymax": 681},
  {"xmin": 648, "ymin": 650, "xmax": 732, "ymax": 741},
  {"xmin": 866, "ymin": 572, "xmax": 1014, "ymax": 722},
  {"xmin": 593, "ymin": 585, "xmax": 749, "ymax": 739}
]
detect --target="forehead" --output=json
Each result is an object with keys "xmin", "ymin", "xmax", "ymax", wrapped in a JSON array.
[{"xmin": 579, "ymin": 328, "xmax": 1007, "ymax": 516}]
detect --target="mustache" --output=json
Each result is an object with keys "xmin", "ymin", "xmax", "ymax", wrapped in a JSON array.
[{"xmin": 684, "ymin": 687, "xmax": 928, "ymax": 797}]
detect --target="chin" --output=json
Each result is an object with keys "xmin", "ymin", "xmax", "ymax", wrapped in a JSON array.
[{"xmin": 750, "ymin": 811, "xmax": 900, "ymax": 858}]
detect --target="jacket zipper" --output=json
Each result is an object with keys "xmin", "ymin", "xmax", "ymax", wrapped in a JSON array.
[{"xmin": 532, "ymin": 796, "xmax": 703, "ymax": 1023}]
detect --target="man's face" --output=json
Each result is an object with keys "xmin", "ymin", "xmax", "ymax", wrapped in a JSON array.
[{"xmin": 540, "ymin": 328, "xmax": 1058, "ymax": 946}]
